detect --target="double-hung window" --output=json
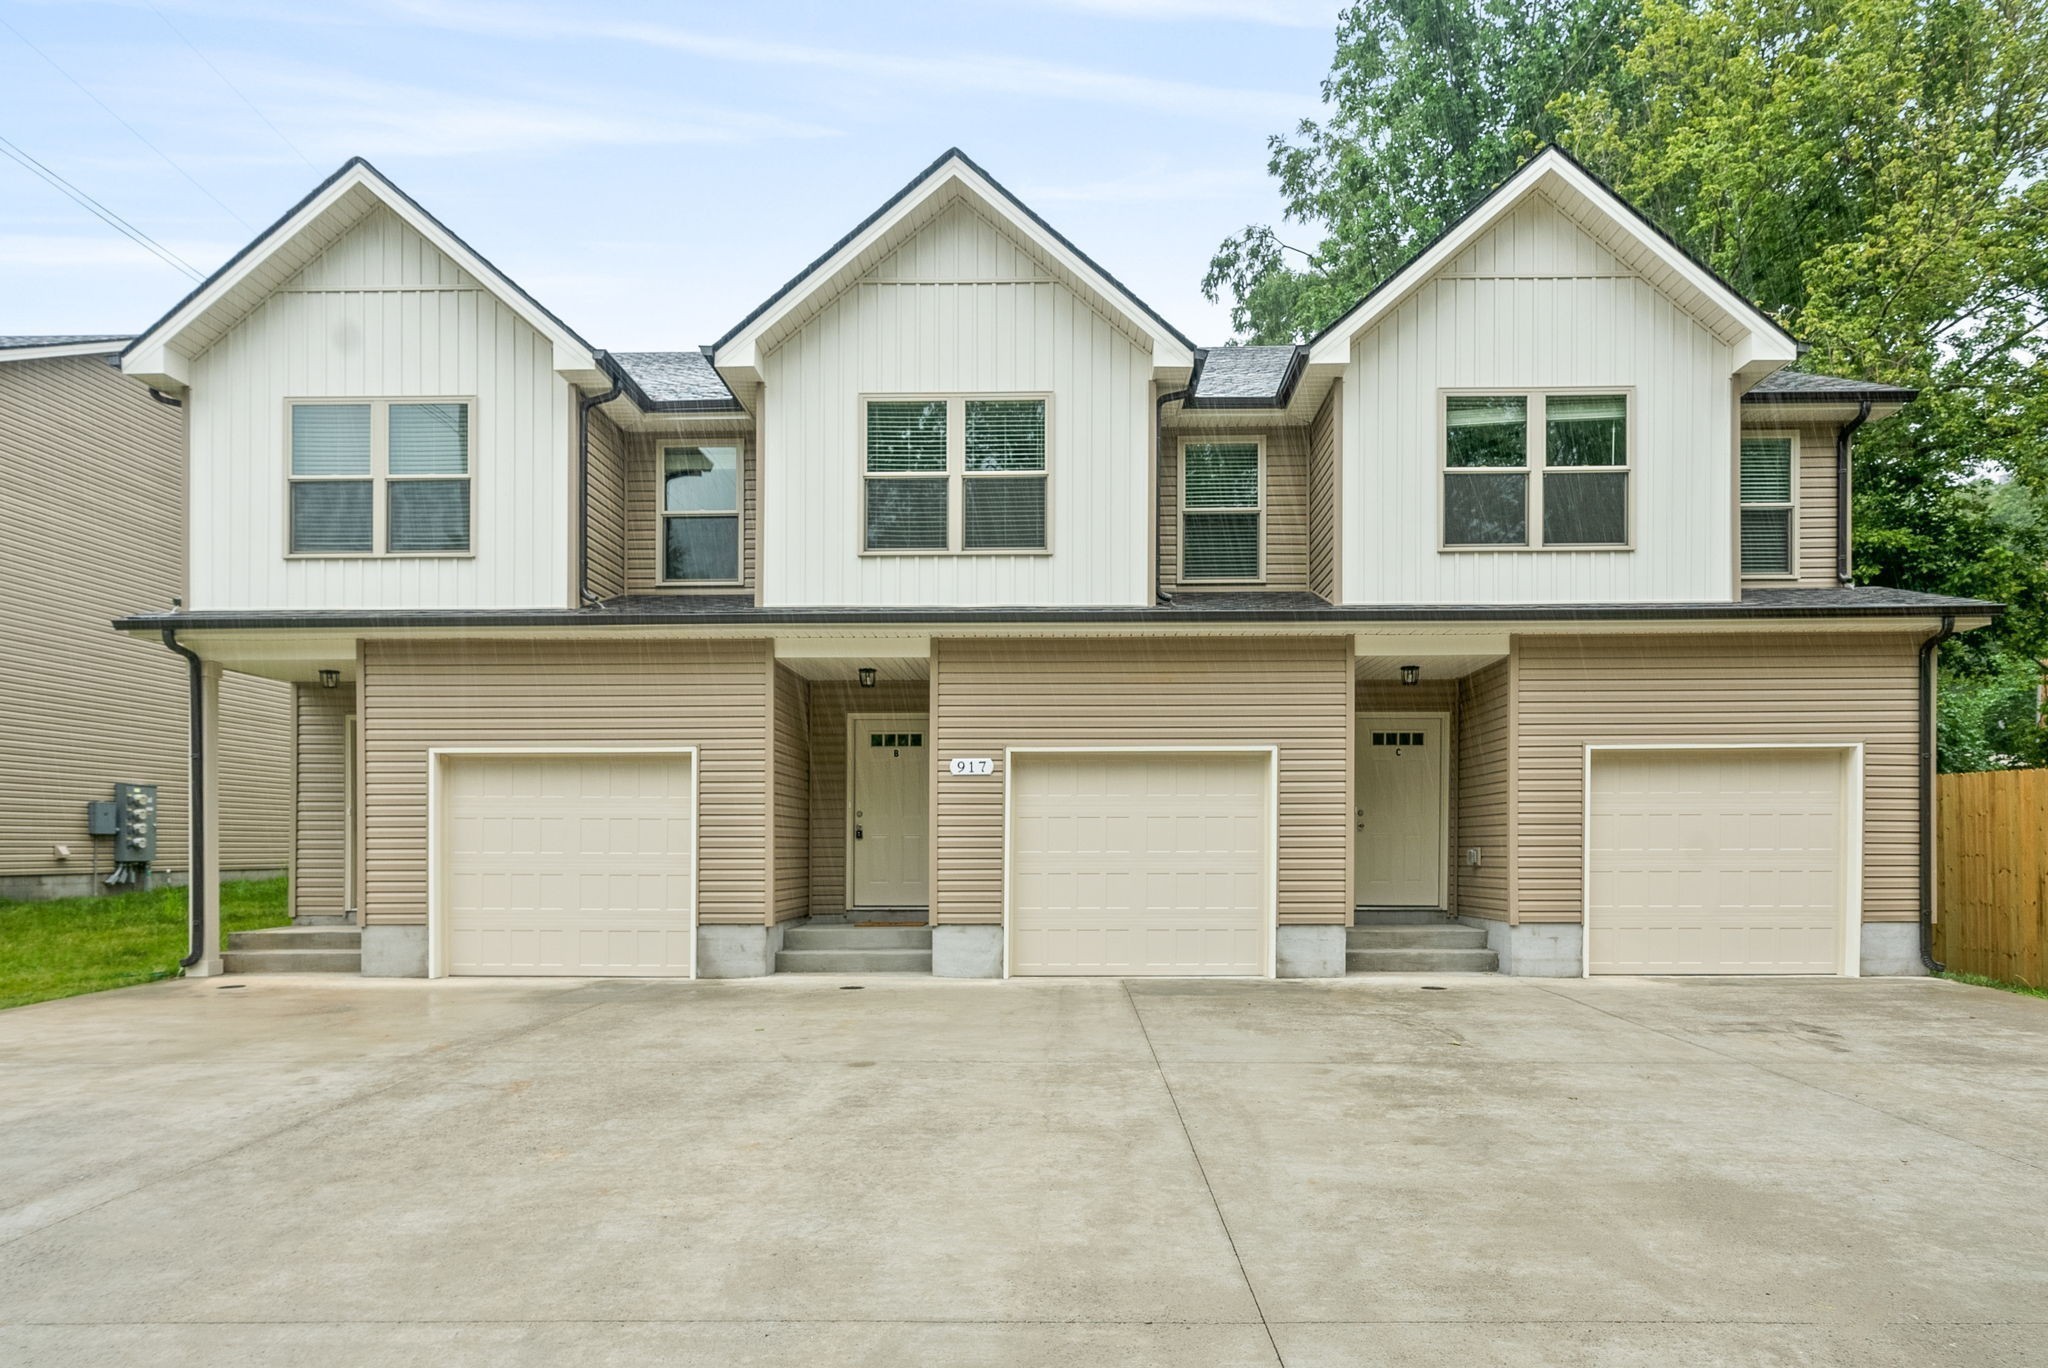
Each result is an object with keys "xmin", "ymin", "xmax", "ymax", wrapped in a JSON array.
[
  {"xmin": 1180, "ymin": 439, "xmax": 1263, "ymax": 581},
  {"xmin": 1738, "ymin": 434, "xmax": 1796, "ymax": 577},
  {"xmin": 289, "ymin": 399, "xmax": 471, "ymax": 556},
  {"xmin": 661, "ymin": 443, "xmax": 742, "ymax": 583},
  {"xmin": 1442, "ymin": 391, "xmax": 1629, "ymax": 548},
  {"xmin": 863, "ymin": 396, "xmax": 1047, "ymax": 553}
]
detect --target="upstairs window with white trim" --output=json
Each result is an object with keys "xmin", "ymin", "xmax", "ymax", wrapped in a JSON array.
[
  {"xmin": 862, "ymin": 396, "xmax": 1047, "ymax": 553},
  {"xmin": 1441, "ymin": 391, "xmax": 1630, "ymax": 549},
  {"xmin": 661, "ymin": 443, "xmax": 742, "ymax": 583},
  {"xmin": 1739, "ymin": 434, "xmax": 1796, "ymax": 577},
  {"xmin": 1180, "ymin": 439, "xmax": 1263, "ymax": 581},
  {"xmin": 289, "ymin": 399, "xmax": 471, "ymax": 556}
]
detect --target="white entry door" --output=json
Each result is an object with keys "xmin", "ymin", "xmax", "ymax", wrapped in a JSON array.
[
  {"xmin": 1355, "ymin": 714, "xmax": 1447, "ymax": 907},
  {"xmin": 850, "ymin": 715, "xmax": 929, "ymax": 907},
  {"xmin": 439, "ymin": 751, "xmax": 696, "ymax": 976},
  {"xmin": 1588, "ymin": 748, "xmax": 1852, "ymax": 975},
  {"xmin": 1009, "ymin": 751, "xmax": 1270, "ymax": 977}
]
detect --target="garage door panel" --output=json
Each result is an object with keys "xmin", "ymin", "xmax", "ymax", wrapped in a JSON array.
[
  {"xmin": 1589, "ymin": 750, "xmax": 1848, "ymax": 976},
  {"xmin": 1010, "ymin": 753, "xmax": 1268, "ymax": 977},
  {"xmin": 442, "ymin": 753, "xmax": 695, "ymax": 977}
]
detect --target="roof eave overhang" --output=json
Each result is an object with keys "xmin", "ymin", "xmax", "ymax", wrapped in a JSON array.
[
  {"xmin": 121, "ymin": 160, "xmax": 603, "ymax": 393},
  {"xmin": 1304, "ymin": 149, "xmax": 1800, "ymax": 379},
  {"xmin": 0, "ymin": 339, "xmax": 129, "ymax": 364}
]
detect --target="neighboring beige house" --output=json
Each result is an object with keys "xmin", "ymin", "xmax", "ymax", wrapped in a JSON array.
[
  {"xmin": 0, "ymin": 337, "xmax": 291, "ymax": 899},
  {"xmin": 115, "ymin": 147, "xmax": 1993, "ymax": 980}
]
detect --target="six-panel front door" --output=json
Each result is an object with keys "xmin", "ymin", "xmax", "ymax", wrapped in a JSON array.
[
  {"xmin": 1355, "ymin": 714, "xmax": 1447, "ymax": 908},
  {"xmin": 850, "ymin": 715, "xmax": 929, "ymax": 908}
]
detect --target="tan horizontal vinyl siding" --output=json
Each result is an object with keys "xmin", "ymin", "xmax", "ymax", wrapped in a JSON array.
[
  {"xmin": 1513, "ymin": 633, "xmax": 1920, "ymax": 923},
  {"xmin": 359, "ymin": 638, "xmax": 770, "ymax": 926},
  {"xmin": 625, "ymin": 425, "xmax": 757, "ymax": 595},
  {"xmin": 291, "ymin": 683, "xmax": 353, "ymax": 918},
  {"xmin": 932, "ymin": 637, "xmax": 1351, "ymax": 926},
  {"xmin": 771, "ymin": 664, "xmax": 810, "ymax": 924},
  {"xmin": 586, "ymin": 408, "xmax": 628, "ymax": 600},
  {"xmin": 1307, "ymin": 386, "xmax": 1339, "ymax": 601},
  {"xmin": 1456, "ymin": 661, "xmax": 1513, "ymax": 921},
  {"xmin": 0, "ymin": 354, "xmax": 289, "ymax": 880},
  {"xmin": 1160, "ymin": 428, "xmax": 1310, "ymax": 592},
  {"xmin": 807, "ymin": 679, "xmax": 929, "ymax": 915}
]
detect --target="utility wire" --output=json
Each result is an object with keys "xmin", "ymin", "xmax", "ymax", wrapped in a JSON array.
[
  {"xmin": 140, "ymin": 0, "xmax": 316, "ymax": 170},
  {"xmin": 0, "ymin": 133, "xmax": 204, "ymax": 281},
  {"xmin": 0, "ymin": 13, "xmax": 255, "ymax": 230}
]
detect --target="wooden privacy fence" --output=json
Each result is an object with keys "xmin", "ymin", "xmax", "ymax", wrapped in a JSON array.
[{"xmin": 1936, "ymin": 768, "xmax": 2048, "ymax": 988}]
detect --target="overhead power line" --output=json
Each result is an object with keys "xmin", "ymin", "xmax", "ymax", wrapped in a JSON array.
[
  {"xmin": 0, "ymin": 133, "xmax": 204, "ymax": 281},
  {"xmin": 141, "ymin": 0, "xmax": 316, "ymax": 170},
  {"xmin": 0, "ymin": 13, "xmax": 255, "ymax": 230}
]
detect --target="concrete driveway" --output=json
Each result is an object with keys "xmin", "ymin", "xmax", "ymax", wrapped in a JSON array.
[{"xmin": 0, "ymin": 973, "xmax": 2043, "ymax": 1367}]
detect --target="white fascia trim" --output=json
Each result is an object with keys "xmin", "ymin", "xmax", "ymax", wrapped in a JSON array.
[
  {"xmin": 123, "ymin": 164, "xmax": 598, "ymax": 384},
  {"xmin": 715, "ymin": 157, "xmax": 1194, "ymax": 373},
  {"xmin": 1306, "ymin": 149, "xmax": 1800, "ymax": 369},
  {"xmin": 0, "ymin": 340, "xmax": 127, "ymax": 364}
]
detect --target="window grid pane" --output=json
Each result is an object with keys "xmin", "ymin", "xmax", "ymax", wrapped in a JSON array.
[
  {"xmin": 965, "ymin": 400, "xmax": 1045, "ymax": 472},
  {"xmin": 1541, "ymin": 471, "xmax": 1628, "ymax": 545},
  {"xmin": 291, "ymin": 480, "xmax": 372, "ymax": 553},
  {"xmin": 1183, "ymin": 511, "xmax": 1260, "ymax": 579},
  {"xmin": 1740, "ymin": 438, "xmax": 1794, "ymax": 504},
  {"xmin": 1544, "ymin": 394, "xmax": 1627, "ymax": 468},
  {"xmin": 665, "ymin": 514, "xmax": 740, "ymax": 581},
  {"xmin": 865, "ymin": 477, "xmax": 949, "ymax": 550},
  {"xmin": 1183, "ymin": 443, "xmax": 1259, "ymax": 508},
  {"xmin": 291, "ymin": 404, "xmax": 371, "ymax": 476},
  {"xmin": 1444, "ymin": 471, "xmax": 1528, "ymax": 545},
  {"xmin": 387, "ymin": 403, "xmax": 468, "ymax": 475},
  {"xmin": 1741, "ymin": 508, "xmax": 1793, "ymax": 575},
  {"xmin": 866, "ymin": 401, "xmax": 947, "ymax": 473},
  {"xmin": 663, "ymin": 445, "xmax": 740, "ymax": 513},
  {"xmin": 387, "ymin": 479, "xmax": 470, "ymax": 553},
  {"xmin": 963, "ymin": 475, "xmax": 1047, "ymax": 550},
  {"xmin": 1446, "ymin": 396, "xmax": 1527, "ymax": 468}
]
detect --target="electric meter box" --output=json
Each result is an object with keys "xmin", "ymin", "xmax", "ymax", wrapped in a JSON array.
[
  {"xmin": 86, "ymin": 800, "xmax": 118, "ymax": 837},
  {"xmin": 112, "ymin": 782, "xmax": 158, "ymax": 865}
]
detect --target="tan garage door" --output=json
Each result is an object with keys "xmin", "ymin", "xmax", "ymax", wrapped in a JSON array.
[
  {"xmin": 441, "ymin": 752, "xmax": 695, "ymax": 976},
  {"xmin": 1588, "ymin": 749, "xmax": 1850, "ymax": 975},
  {"xmin": 1009, "ymin": 751, "xmax": 1269, "ymax": 976}
]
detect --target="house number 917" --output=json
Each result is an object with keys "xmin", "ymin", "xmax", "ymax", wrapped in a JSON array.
[{"xmin": 949, "ymin": 758, "xmax": 995, "ymax": 776}]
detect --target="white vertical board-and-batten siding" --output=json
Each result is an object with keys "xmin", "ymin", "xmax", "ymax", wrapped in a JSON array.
[
  {"xmin": 186, "ymin": 208, "xmax": 573, "ymax": 610},
  {"xmin": 758, "ymin": 202, "xmax": 1152, "ymax": 608},
  {"xmin": 1342, "ymin": 194, "xmax": 1737, "ymax": 605}
]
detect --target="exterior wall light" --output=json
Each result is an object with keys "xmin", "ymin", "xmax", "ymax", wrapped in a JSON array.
[
  {"xmin": 318, "ymin": 669, "xmax": 341, "ymax": 689},
  {"xmin": 1399, "ymin": 664, "xmax": 1421, "ymax": 686},
  {"xmin": 858, "ymin": 667, "xmax": 877, "ymax": 688}
]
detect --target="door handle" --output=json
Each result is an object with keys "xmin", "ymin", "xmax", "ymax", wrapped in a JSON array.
[{"xmin": 854, "ymin": 824, "xmax": 864, "ymax": 840}]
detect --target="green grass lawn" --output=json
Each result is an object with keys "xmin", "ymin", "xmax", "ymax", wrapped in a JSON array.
[
  {"xmin": 0, "ymin": 876, "xmax": 290, "ymax": 1011},
  {"xmin": 1940, "ymin": 970, "xmax": 2048, "ymax": 1000}
]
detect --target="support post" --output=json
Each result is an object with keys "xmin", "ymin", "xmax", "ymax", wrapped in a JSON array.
[{"xmin": 186, "ymin": 661, "xmax": 225, "ymax": 977}]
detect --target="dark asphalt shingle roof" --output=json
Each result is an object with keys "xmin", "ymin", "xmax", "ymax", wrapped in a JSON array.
[
  {"xmin": 0, "ymin": 334, "xmax": 130, "ymax": 349},
  {"xmin": 1186, "ymin": 345, "xmax": 1304, "ymax": 406},
  {"xmin": 113, "ymin": 585, "xmax": 1998, "ymax": 633},
  {"xmin": 1747, "ymin": 370, "xmax": 1917, "ymax": 403},
  {"xmin": 608, "ymin": 350, "xmax": 744, "ymax": 411}
]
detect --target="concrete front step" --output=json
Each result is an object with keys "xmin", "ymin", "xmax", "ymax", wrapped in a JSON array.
[
  {"xmin": 782, "ymin": 925, "xmax": 933, "ymax": 951},
  {"xmin": 1347, "ymin": 947, "xmax": 1500, "ymax": 974},
  {"xmin": 1353, "ymin": 908, "xmax": 1453, "ymax": 925},
  {"xmin": 1347, "ymin": 925, "xmax": 1489, "ymax": 950},
  {"xmin": 221, "ymin": 948, "xmax": 363, "ymax": 974},
  {"xmin": 776, "ymin": 947, "xmax": 934, "ymax": 974},
  {"xmin": 228, "ymin": 926, "xmax": 362, "ymax": 952}
]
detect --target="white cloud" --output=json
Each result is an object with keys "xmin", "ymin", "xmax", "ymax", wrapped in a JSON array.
[
  {"xmin": 1018, "ymin": 0, "xmax": 1340, "ymax": 26},
  {"xmin": 1021, "ymin": 165, "xmax": 1265, "ymax": 204},
  {"xmin": 0, "ymin": 232, "xmax": 232, "ymax": 272}
]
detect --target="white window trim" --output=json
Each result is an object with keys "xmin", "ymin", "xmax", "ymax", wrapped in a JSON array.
[
  {"xmin": 1437, "ymin": 387, "xmax": 1635, "ymax": 553},
  {"xmin": 656, "ymin": 439, "xmax": 747, "ymax": 587},
  {"xmin": 858, "ymin": 393, "xmax": 1054, "ymax": 557},
  {"xmin": 1177, "ymin": 435, "xmax": 1266, "ymax": 584},
  {"xmin": 284, "ymin": 397, "xmax": 476, "ymax": 560},
  {"xmin": 1738, "ymin": 429, "xmax": 1800, "ymax": 581}
]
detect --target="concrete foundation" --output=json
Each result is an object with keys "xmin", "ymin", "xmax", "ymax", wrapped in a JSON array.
[
  {"xmin": 932, "ymin": 924, "xmax": 1003, "ymax": 978},
  {"xmin": 1460, "ymin": 917, "xmax": 1583, "ymax": 977},
  {"xmin": 359, "ymin": 924, "xmax": 428, "ymax": 978},
  {"xmin": 1860, "ymin": 921, "xmax": 1927, "ymax": 976},
  {"xmin": 696, "ymin": 923, "xmax": 787, "ymax": 978},
  {"xmin": 1276, "ymin": 925, "xmax": 1346, "ymax": 978},
  {"xmin": 0, "ymin": 867, "xmax": 281, "ymax": 904}
]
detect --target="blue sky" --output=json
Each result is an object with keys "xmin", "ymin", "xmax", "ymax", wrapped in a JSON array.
[{"xmin": 0, "ymin": 0, "xmax": 1341, "ymax": 347}]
